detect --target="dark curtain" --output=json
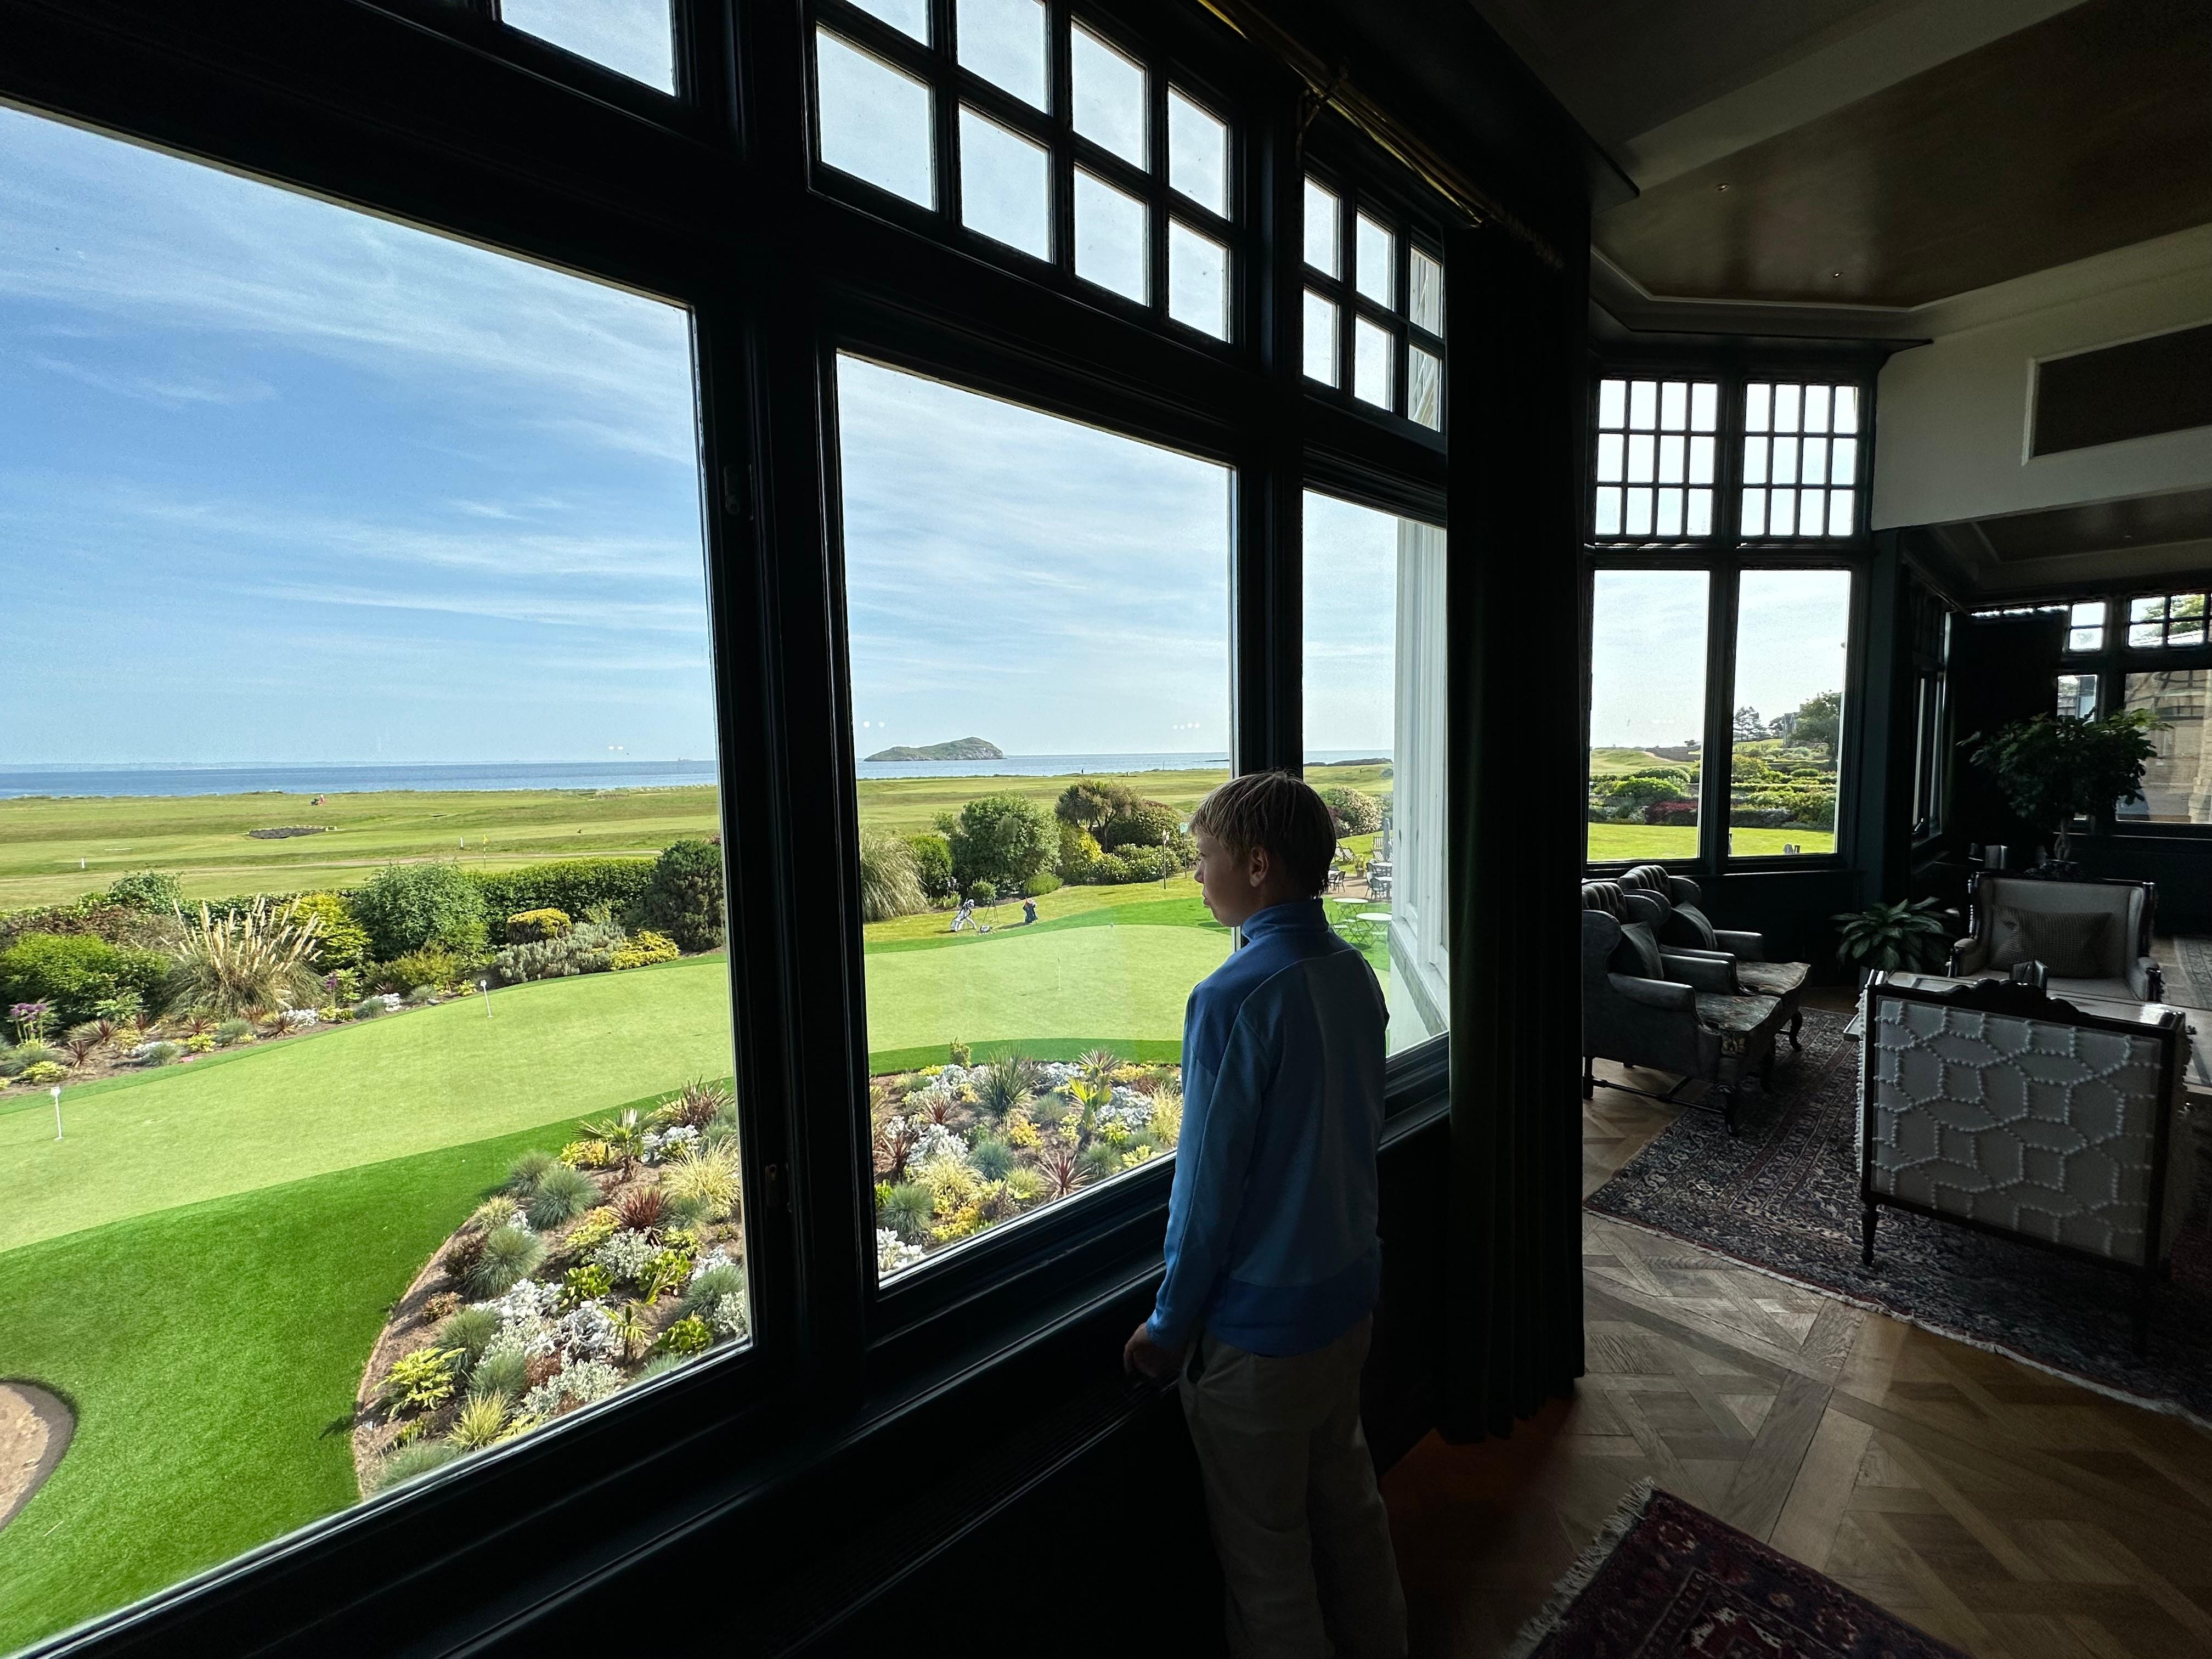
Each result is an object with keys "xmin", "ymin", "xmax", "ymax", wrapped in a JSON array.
[{"xmin": 1438, "ymin": 217, "xmax": 1589, "ymax": 1438}]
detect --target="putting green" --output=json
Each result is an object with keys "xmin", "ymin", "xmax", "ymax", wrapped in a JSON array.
[{"xmin": 864, "ymin": 922, "xmax": 1228, "ymax": 1058}]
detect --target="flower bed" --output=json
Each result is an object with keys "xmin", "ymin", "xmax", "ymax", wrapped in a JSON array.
[
  {"xmin": 870, "ymin": 1049, "xmax": 1181, "ymax": 1274},
  {"xmin": 352, "ymin": 1081, "xmax": 748, "ymax": 1494}
]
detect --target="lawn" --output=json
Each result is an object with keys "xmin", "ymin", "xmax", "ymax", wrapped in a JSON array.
[
  {"xmin": 1585, "ymin": 823, "xmax": 1835, "ymax": 861},
  {"xmin": 0, "ymin": 763, "xmax": 1395, "ymax": 910},
  {"xmin": 0, "ymin": 1115, "xmax": 577, "ymax": 1654}
]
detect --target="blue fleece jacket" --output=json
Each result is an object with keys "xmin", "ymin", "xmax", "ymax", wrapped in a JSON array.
[{"xmin": 1146, "ymin": 898, "xmax": 1386, "ymax": 1357}]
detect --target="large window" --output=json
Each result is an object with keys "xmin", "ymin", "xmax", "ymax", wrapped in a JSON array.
[
  {"xmin": 833, "ymin": 356, "xmax": 1231, "ymax": 1278},
  {"xmin": 2120, "ymin": 670, "xmax": 2212, "ymax": 823},
  {"xmin": 1586, "ymin": 570, "xmax": 1711, "ymax": 862},
  {"xmin": 1740, "ymin": 381, "xmax": 1860, "ymax": 539},
  {"xmin": 1302, "ymin": 493, "xmax": 1447, "ymax": 1052},
  {"xmin": 812, "ymin": 0, "xmax": 1237, "ymax": 340},
  {"xmin": 1300, "ymin": 172, "xmax": 1444, "ymax": 430},
  {"xmin": 2127, "ymin": 592, "xmax": 2208, "ymax": 650},
  {"xmin": 0, "ymin": 108, "xmax": 746, "ymax": 1649},
  {"xmin": 1592, "ymin": 377, "xmax": 1718, "ymax": 539},
  {"xmin": 1729, "ymin": 571, "xmax": 1852, "ymax": 857}
]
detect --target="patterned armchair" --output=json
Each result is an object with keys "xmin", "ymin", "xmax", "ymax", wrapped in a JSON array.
[
  {"xmin": 1618, "ymin": 863, "xmax": 1810, "ymax": 1051},
  {"xmin": 1582, "ymin": 881, "xmax": 1787, "ymax": 1134},
  {"xmin": 1949, "ymin": 874, "xmax": 2162, "ymax": 1003},
  {"xmin": 1859, "ymin": 972, "xmax": 2197, "ymax": 1352}
]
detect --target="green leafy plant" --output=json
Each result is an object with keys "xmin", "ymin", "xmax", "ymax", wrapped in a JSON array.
[
  {"xmin": 352, "ymin": 861, "xmax": 490, "ymax": 960},
  {"xmin": 1832, "ymin": 898, "xmax": 1950, "ymax": 973},
  {"xmin": 645, "ymin": 839, "xmax": 727, "ymax": 952},
  {"xmin": 165, "ymin": 897, "xmax": 323, "ymax": 1017},
  {"xmin": 639, "ymin": 1247, "xmax": 693, "ymax": 1304},
  {"xmin": 213, "ymin": 1018, "xmax": 254, "ymax": 1047},
  {"xmin": 608, "ymin": 929, "xmax": 680, "ymax": 970},
  {"xmin": 878, "ymin": 1181, "xmax": 935, "ymax": 1243},
  {"xmin": 968, "ymin": 1136, "xmax": 1015, "ymax": 1181},
  {"xmin": 975, "ymin": 1052, "xmax": 1040, "ymax": 1117},
  {"xmin": 857, "ymin": 831, "xmax": 930, "ymax": 922},
  {"xmin": 524, "ymin": 1162, "xmax": 598, "ymax": 1229},
  {"xmin": 581, "ymin": 1109, "xmax": 646, "ymax": 1176},
  {"xmin": 380, "ymin": 1346, "xmax": 463, "ymax": 1419},
  {"xmin": 1317, "ymin": 786, "xmax": 1382, "ymax": 836},
  {"xmin": 947, "ymin": 1040, "xmax": 972, "ymax": 1066},
  {"xmin": 373, "ymin": 1439, "xmax": 460, "ymax": 1492},
  {"xmin": 21, "ymin": 1059, "xmax": 68, "ymax": 1086},
  {"xmin": 438, "ymin": 1306, "xmax": 502, "ymax": 1368},
  {"xmin": 660, "ymin": 1145, "xmax": 741, "ymax": 1222},
  {"xmin": 562, "ymin": 1262, "xmax": 613, "ymax": 1306},
  {"xmin": 655, "ymin": 1315, "xmax": 714, "ymax": 1358},
  {"xmin": 608, "ymin": 1301, "xmax": 653, "ymax": 1361},
  {"xmin": 104, "ymin": 870, "xmax": 184, "ymax": 913},
  {"xmin": 0, "ymin": 932, "xmax": 172, "ymax": 1027},
  {"xmin": 505, "ymin": 1150, "xmax": 558, "ymax": 1192},
  {"xmin": 652, "ymin": 1077, "xmax": 731, "ymax": 1131},
  {"xmin": 1967, "ymin": 710, "xmax": 2162, "ymax": 859},
  {"xmin": 466, "ymin": 1347, "xmax": 531, "ymax": 1404},
  {"xmin": 447, "ymin": 1391, "xmax": 512, "ymax": 1451},
  {"xmin": 565, "ymin": 1205, "xmax": 620, "ymax": 1256},
  {"xmin": 505, "ymin": 907, "xmax": 573, "ymax": 944},
  {"xmin": 678, "ymin": 1263, "xmax": 744, "ymax": 1322},
  {"xmin": 377, "ymin": 948, "xmax": 468, "ymax": 995},
  {"xmin": 290, "ymin": 892, "xmax": 372, "ymax": 970},
  {"xmin": 467, "ymin": 1227, "xmax": 546, "ymax": 1299}
]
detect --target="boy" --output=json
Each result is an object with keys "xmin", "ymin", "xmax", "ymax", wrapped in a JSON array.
[{"xmin": 1123, "ymin": 771, "xmax": 1407, "ymax": 1659}]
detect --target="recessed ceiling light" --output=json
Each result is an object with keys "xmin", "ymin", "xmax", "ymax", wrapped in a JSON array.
[
  {"xmin": 1831, "ymin": 270, "xmax": 1843, "ymax": 279},
  {"xmin": 1717, "ymin": 183, "xmax": 1729, "ymax": 192}
]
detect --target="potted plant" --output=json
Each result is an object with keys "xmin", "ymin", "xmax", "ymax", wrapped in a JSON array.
[
  {"xmin": 1832, "ymin": 899, "xmax": 1950, "ymax": 980},
  {"xmin": 1965, "ymin": 710, "xmax": 2160, "ymax": 870}
]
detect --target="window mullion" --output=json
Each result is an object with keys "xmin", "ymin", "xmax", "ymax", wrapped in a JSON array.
[{"xmin": 1703, "ymin": 562, "xmax": 1741, "ymax": 870}]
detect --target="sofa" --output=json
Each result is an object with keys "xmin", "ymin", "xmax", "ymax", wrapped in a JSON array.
[
  {"xmin": 1859, "ymin": 970, "xmax": 2195, "ymax": 1352},
  {"xmin": 1581, "ymin": 880, "xmax": 1788, "ymax": 1133},
  {"xmin": 1948, "ymin": 874, "xmax": 2162, "ymax": 1003},
  {"xmin": 1617, "ymin": 862, "xmax": 1810, "ymax": 1050}
]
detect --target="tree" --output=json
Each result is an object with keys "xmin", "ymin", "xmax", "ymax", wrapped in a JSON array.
[
  {"xmin": 1054, "ymin": 778, "xmax": 1137, "ymax": 836},
  {"xmin": 1967, "ymin": 710, "xmax": 2160, "ymax": 856},
  {"xmin": 1731, "ymin": 705, "xmax": 1767, "ymax": 741},
  {"xmin": 646, "ymin": 839, "xmax": 727, "ymax": 952},
  {"xmin": 350, "ymin": 862, "xmax": 489, "ymax": 961},
  {"xmin": 905, "ymin": 833, "xmax": 955, "ymax": 900},
  {"xmin": 1099, "ymin": 799, "xmax": 1184, "ymax": 851},
  {"xmin": 1790, "ymin": 690, "xmax": 1843, "ymax": 755},
  {"xmin": 946, "ymin": 794, "xmax": 1056, "ymax": 890},
  {"xmin": 1316, "ymin": 787, "xmax": 1381, "ymax": 837}
]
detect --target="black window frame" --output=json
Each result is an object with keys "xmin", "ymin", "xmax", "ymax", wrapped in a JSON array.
[{"xmin": 1297, "ymin": 153, "xmax": 1447, "ymax": 438}]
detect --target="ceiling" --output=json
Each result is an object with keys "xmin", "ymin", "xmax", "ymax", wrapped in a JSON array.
[
  {"xmin": 1475, "ymin": 0, "xmax": 2212, "ymax": 330},
  {"xmin": 1911, "ymin": 485, "xmax": 2212, "ymax": 599}
]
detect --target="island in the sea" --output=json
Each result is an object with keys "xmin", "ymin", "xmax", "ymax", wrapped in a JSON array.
[{"xmin": 864, "ymin": 737, "xmax": 1005, "ymax": 762}]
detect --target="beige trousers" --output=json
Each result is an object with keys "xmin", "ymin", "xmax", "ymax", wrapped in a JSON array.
[{"xmin": 1178, "ymin": 1314, "xmax": 1408, "ymax": 1659}]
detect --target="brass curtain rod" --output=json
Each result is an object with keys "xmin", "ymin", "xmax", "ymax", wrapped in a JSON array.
[{"xmin": 1193, "ymin": 0, "xmax": 1563, "ymax": 271}]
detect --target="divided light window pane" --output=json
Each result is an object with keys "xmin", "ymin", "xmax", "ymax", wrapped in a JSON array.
[
  {"xmin": 1070, "ymin": 24, "xmax": 1146, "ymax": 167},
  {"xmin": 1729, "ymin": 570, "xmax": 1850, "ymax": 858},
  {"xmin": 1074, "ymin": 168, "xmax": 1147, "ymax": 301},
  {"xmin": 1302, "ymin": 493, "xmax": 1449, "ymax": 1053},
  {"xmin": 1304, "ymin": 177, "xmax": 1339, "ymax": 275},
  {"xmin": 1588, "ymin": 570, "xmax": 1709, "ymax": 864},
  {"xmin": 1592, "ymin": 376, "xmax": 1716, "ymax": 540},
  {"xmin": 844, "ymin": 0, "xmax": 931, "ymax": 41},
  {"xmin": 1303, "ymin": 290, "xmax": 1338, "ymax": 385},
  {"xmin": 2128, "ymin": 592, "xmax": 2208, "ymax": 648},
  {"xmin": 834, "ymin": 356, "xmax": 1231, "ymax": 1278},
  {"xmin": 500, "ymin": 0, "xmax": 676, "ymax": 91},
  {"xmin": 1167, "ymin": 88, "xmax": 1228, "ymax": 215},
  {"xmin": 0, "ymin": 103, "xmax": 743, "ymax": 1650},
  {"xmin": 2119, "ymin": 671, "xmax": 2210, "ymax": 822},
  {"xmin": 1409, "ymin": 247, "xmax": 1443, "ymax": 336},
  {"xmin": 2067, "ymin": 600, "xmax": 2106, "ymax": 652},
  {"xmin": 1408, "ymin": 346, "xmax": 1441, "ymax": 431},
  {"xmin": 1352, "ymin": 315, "xmax": 1391, "ymax": 408},
  {"xmin": 959, "ymin": 106, "xmax": 1051, "ymax": 259},
  {"xmin": 817, "ymin": 30, "xmax": 935, "ymax": 207},
  {"xmin": 1167, "ymin": 221, "xmax": 1228, "ymax": 340},
  {"xmin": 2056, "ymin": 672, "xmax": 2099, "ymax": 718},
  {"xmin": 956, "ymin": 0, "xmax": 1048, "ymax": 109},
  {"xmin": 1354, "ymin": 213, "xmax": 1393, "ymax": 307},
  {"xmin": 1741, "ymin": 381, "xmax": 1858, "ymax": 539}
]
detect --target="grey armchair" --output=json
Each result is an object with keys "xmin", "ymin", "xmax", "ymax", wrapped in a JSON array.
[
  {"xmin": 1949, "ymin": 874, "xmax": 2162, "ymax": 1003},
  {"xmin": 1618, "ymin": 862, "xmax": 1810, "ymax": 1051},
  {"xmin": 1581, "ymin": 880, "xmax": 1786, "ymax": 1133}
]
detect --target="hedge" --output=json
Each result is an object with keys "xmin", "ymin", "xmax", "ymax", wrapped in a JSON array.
[{"xmin": 467, "ymin": 859, "xmax": 657, "ymax": 919}]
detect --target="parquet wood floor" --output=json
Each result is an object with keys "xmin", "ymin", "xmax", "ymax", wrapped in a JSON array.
[{"xmin": 1380, "ymin": 994, "xmax": 2212, "ymax": 1658}]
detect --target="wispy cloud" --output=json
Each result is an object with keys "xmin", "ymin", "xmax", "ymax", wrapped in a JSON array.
[{"xmin": 35, "ymin": 354, "xmax": 275, "ymax": 407}]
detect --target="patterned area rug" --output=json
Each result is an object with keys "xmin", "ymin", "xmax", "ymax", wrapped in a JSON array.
[
  {"xmin": 1508, "ymin": 1482, "xmax": 1965, "ymax": 1658},
  {"xmin": 2161, "ymin": 934, "xmax": 2212, "ymax": 1011},
  {"xmin": 1585, "ymin": 1008, "xmax": 2212, "ymax": 1423}
]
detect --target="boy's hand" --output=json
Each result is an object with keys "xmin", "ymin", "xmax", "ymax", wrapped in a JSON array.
[{"xmin": 1124, "ymin": 1319, "xmax": 1184, "ymax": 1381}]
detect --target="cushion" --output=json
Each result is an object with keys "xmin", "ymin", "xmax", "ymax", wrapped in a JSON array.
[
  {"xmin": 1611, "ymin": 919, "xmax": 1666, "ymax": 981},
  {"xmin": 1990, "ymin": 907, "xmax": 2113, "ymax": 978},
  {"xmin": 1672, "ymin": 901, "xmax": 1722, "ymax": 952},
  {"xmin": 1582, "ymin": 881, "xmax": 1630, "ymax": 921},
  {"xmin": 1737, "ymin": 960, "xmax": 1809, "ymax": 997}
]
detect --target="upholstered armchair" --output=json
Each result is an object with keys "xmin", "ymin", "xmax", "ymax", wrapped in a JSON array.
[
  {"xmin": 1949, "ymin": 874, "xmax": 2162, "ymax": 1003},
  {"xmin": 1860, "ymin": 972, "xmax": 2196, "ymax": 1352},
  {"xmin": 1618, "ymin": 863, "xmax": 1810, "ymax": 1050},
  {"xmin": 1581, "ymin": 881, "xmax": 1786, "ymax": 1133}
]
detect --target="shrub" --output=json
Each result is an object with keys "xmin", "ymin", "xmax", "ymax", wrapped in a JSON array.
[
  {"xmin": 944, "ymin": 794, "xmax": 1056, "ymax": 891},
  {"xmin": 1644, "ymin": 800, "xmax": 1699, "ymax": 827},
  {"xmin": 592, "ymin": 1228, "xmax": 657, "ymax": 1283},
  {"xmin": 968, "ymin": 879, "xmax": 998, "ymax": 904},
  {"xmin": 656, "ymin": 1316, "xmax": 714, "ymax": 1358},
  {"xmin": 525, "ymin": 1163, "xmax": 599, "ymax": 1229},
  {"xmin": 1116, "ymin": 846, "xmax": 1171, "ymax": 882},
  {"xmin": 446, "ymin": 1391, "xmax": 512, "ymax": 1451},
  {"xmin": 1317, "ymin": 787, "xmax": 1383, "ymax": 836},
  {"xmin": 21, "ymin": 1060, "xmax": 68, "ymax": 1086},
  {"xmin": 608, "ymin": 929, "xmax": 680, "ymax": 970},
  {"xmin": 639, "ymin": 1248, "xmax": 693, "ymax": 1304},
  {"xmin": 105, "ymin": 870, "xmax": 184, "ymax": 913},
  {"xmin": 645, "ymin": 839, "xmax": 726, "ymax": 952},
  {"xmin": 612, "ymin": 1186, "xmax": 664, "ymax": 1232},
  {"xmin": 443, "ymin": 1231, "xmax": 486, "ymax": 1287},
  {"xmin": 663, "ymin": 1146, "xmax": 741, "ymax": 1221},
  {"xmin": 438, "ymin": 1306, "xmax": 502, "ymax": 1368},
  {"xmin": 506, "ymin": 1150, "xmax": 558, "ymax": 1192},
  {"xmin": 467, "ymin": 1227, "xmax": 546, "ymax": 1299},
  {"xmin": 906, "ymin": 834, "xmax": 955, "ymax": 900},
  {"xmin": 947, "ymin": 1040, "xmax": 972, "ymax": 1066},
  {"xmin": 858, "ymin": 831, "xmax": 930, "ymax": 923},
  {"xmin": 373, "ymin": 1440, "xmax": 460, "ymax": 1492},
  {"xmin": 213, "ymin": 1018, "xmax": 255, "ymax": 1046},
  {"xmin": 969, "ymin": 1136, "xmax": 1014, "ymax": 1180},
  {"xmin": 289, "ymin": 893, "xmax": 372, "ymax": 970},
  {"xmin": 678, "ymin": 1263, "xmax": 744, "ymax": 1322},
  {"xmin": 1090, "ymin": 853, "xmax": 1133, "ymax": 885},
  {"xmin": 380, "ymin": 1346, "xmax": 462, "ymax": 1419},
  {"xmin": 565, "ymin": 1206, "xmax": 620, "ymax": 1255},
  {"xmin": 137, "ymin": 1041, "xmax": 182, "ymax": 1067},
  {"xmin": 562, "ymin": 1262, "xmax": 614, "ymax": 1306},
  {"xmin": 522, "ymin": 1359, "xmax": 627, "ymax": 1419},
  {"xmin": 467, "ymin": 858, "xmax": 656, "ymax": 923},
  {"xmin": 352, "ymin": 862, "xmax": 490, "ymax": 960},
  {"xmin": 635, "ymin": 1354, "xmax": 694, "ymax": 1384},
  {"xmin": 1099, "ymin": 800, "xmax": 1183, "ymax": 852},
  {"xmin": 506, "ymin": 908, "xmax": 572, "ymax": 944},
  {"xmin": 705, "ymin": 1291, "xmax": 750, "ymax": 1340},
  {"xmin": 0, "ymin": 933, "xmax": 172, "ymax": 1027},
  {"xmin": 181, "ymin": 1034, "xmax": 217, "ymax": 1054},
  {"xmin": 375, "ymin": 947, "xmax": 470, "ymax": 995},
  {"xmin": 654, "ymin": 1077, "xmax": 731, "ymax": 1131},
  {"xmin": 1056, "ymin": 823, "xmax": 1104, "ymax": 883},
  {"xmin": 975, "ymin": 1052, "xmax": 1040, "ymax": 1117},
  {"xmin": 466, "ymin": 1347, "xmax": 531, "ymax": 1404},
  {"xmin": 1022, "ymin": 872, "xmax": 1062, "ymax": 897}
]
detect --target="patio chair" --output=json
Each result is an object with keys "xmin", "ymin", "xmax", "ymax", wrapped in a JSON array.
[
  {"xmin": 1618, "ymin": 863, "xmax": 1809, "ymax": 1051},
  {"xmin": 1949, "ymin": 874, "xmax": 2162, "ymax": 1004},
  {"xmin": 1581, "ymin": 879, "xmax": 1786, "ymax": 1134}
]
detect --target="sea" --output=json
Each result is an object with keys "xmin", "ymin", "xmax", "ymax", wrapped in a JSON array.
[{"xmin": 0, "ymin": 752, "xmax": 1390, "ymax": 800}]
